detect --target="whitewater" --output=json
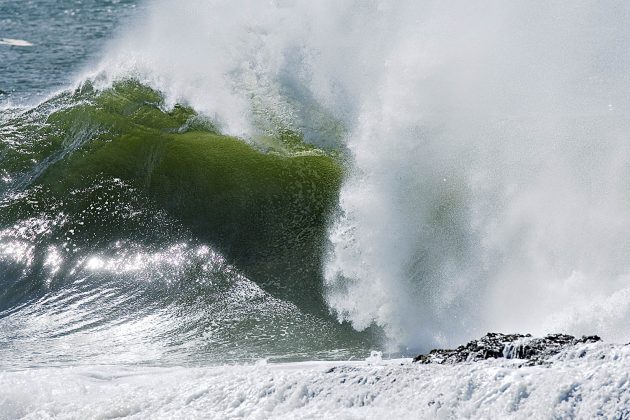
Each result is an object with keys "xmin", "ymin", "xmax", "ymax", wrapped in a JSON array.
[
  {"xmin": 3, "ymin": 342, "xmax": 630, "ymax": 419},
  {"xmin": 3, "ymin": 0, "xmax": 630, "ymax": 418}
]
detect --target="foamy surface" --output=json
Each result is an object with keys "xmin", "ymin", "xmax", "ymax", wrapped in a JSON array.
[{"xmin": 2, "ymin": 343, "xmax": 629, "ymax": 419}]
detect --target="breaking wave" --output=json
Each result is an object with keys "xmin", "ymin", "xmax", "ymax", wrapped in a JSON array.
[{"xmin": 4, "ymin": 0, "xmax": 630, "ymax": 359}]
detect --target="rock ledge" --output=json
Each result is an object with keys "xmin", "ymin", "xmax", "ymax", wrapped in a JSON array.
[{"xmin": 413, "ymin": 332, "xmax": 601, "ymax": 365}]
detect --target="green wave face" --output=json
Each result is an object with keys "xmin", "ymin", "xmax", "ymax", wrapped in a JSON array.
[{"xmin": 65, "ymin": 83, "xmax": 342, "ymax": 308}]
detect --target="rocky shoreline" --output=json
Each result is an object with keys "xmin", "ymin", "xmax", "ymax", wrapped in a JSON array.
[{"xmin": 413, "ymin": 332, "xmax": 602, "ymax": 366}]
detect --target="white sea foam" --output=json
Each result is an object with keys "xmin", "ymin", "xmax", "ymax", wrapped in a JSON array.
[
  {"xmin": 2, "ymin": 343, "xmax": 629, "ymax": 419},
  {"xmin": 0, "ymin": 38, "xmax": 33, "ymax": 47},
  {"xmin": 84, "ymin": 0, "xmax": 630, "ymax": 350}
]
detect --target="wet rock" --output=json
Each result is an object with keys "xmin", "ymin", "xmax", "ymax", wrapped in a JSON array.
[{"xmin": 413, "ymin": 332, "xmax": 601, "ymax": 366}]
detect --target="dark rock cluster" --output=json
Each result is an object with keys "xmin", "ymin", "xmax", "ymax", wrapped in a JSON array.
[{"xmin": 413, "ymin": 332, "xmax": 601, "ymax": 366}]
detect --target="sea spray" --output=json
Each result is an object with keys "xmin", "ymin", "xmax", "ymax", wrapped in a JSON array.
[
  {"xmin": 324, "ymin": 1, "xmax": 630, "ymax": 350},
  {"xmin": 323, "ymin": 1, "xmax": 630, "ymax": 350}
]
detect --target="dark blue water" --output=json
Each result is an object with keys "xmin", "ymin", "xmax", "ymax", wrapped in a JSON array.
[{"xmin": 0, "ymin": 0, "xmax": 140, "ymax": 104}]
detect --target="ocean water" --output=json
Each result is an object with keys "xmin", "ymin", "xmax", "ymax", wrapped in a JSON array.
[
  {"xmin": 2, "ymin": 0, "xmax": 630, "ymax": 418},
  {"xmin": 0, "ymin": 0, "xmax": 140, "ymax": 102}
]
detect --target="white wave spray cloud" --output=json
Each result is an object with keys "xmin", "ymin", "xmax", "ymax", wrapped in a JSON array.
[{"xmin": 93, "ymin": 0, "xmax": 630, "ymax": 351}]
